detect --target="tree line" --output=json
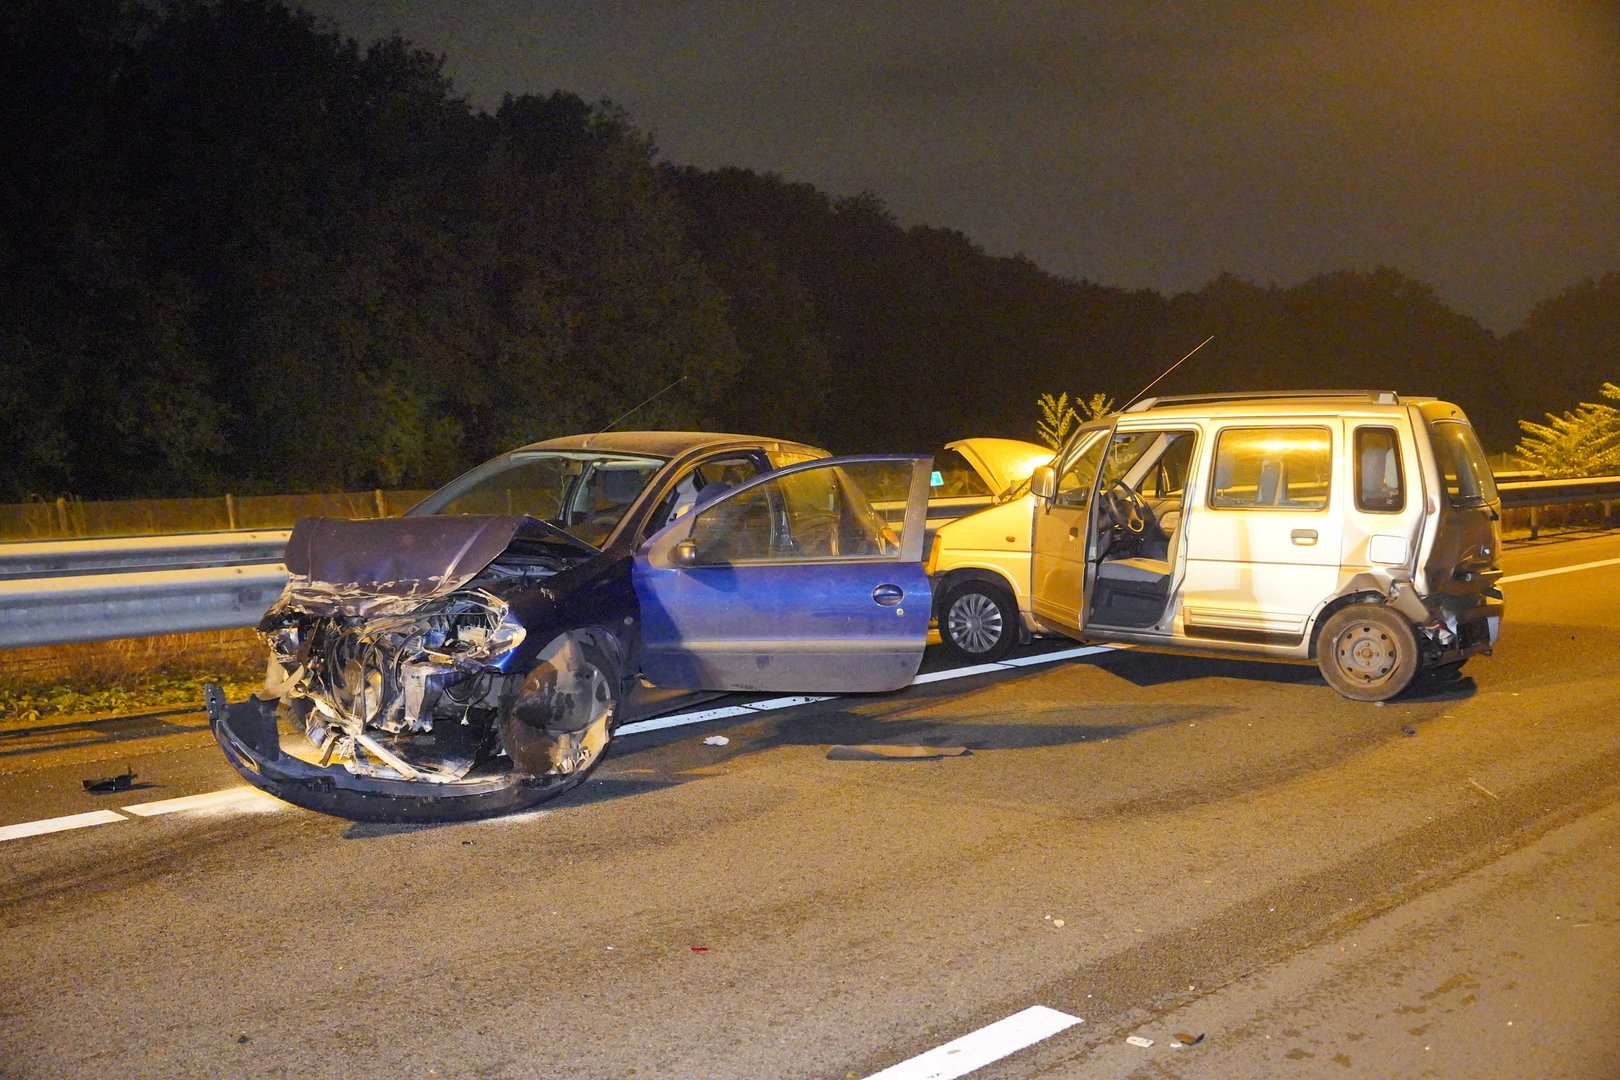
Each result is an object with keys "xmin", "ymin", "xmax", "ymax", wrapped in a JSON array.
[{"xmin": 3, "ymin": 0, "xmax": 1615, "ymax": 502}]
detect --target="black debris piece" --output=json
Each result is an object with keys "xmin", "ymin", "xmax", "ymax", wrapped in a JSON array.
[{"xmin": 82, "ymin": 767, "xmax": 138, "ymax": 793}]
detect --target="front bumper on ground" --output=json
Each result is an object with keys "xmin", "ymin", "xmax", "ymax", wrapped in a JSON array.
[{"xmin": 204, "ymin": 683, "xmax": 565, "ymax": 823}]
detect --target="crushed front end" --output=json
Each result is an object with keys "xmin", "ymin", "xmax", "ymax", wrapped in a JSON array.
[{"xmin": 207, "ymin": 514, "xmax": 609, "ymax": 822}]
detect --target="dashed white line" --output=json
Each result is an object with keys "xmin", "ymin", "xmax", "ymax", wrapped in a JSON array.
[
  {"xmin": 0, "ymin": 809, "xmax": 127, "ymax": 842},
  {"xmin": 862, "ymin": 1005, "xmax": 1083, "ymax": 1080},
  {"xmin": 121, "ymin": 788, "xmax": 284, "ymax": 816}
]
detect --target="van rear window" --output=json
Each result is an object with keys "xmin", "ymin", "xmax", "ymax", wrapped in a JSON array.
[{"xmin": 1427, "ymin": 420, "xmax": 1497, "ymax": 507}]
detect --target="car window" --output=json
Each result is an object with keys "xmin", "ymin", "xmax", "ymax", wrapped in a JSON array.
[
  {"xmin": 1426, "ymin": 420, "xmax": 1497, "ymax": 507},
  {"xmin": 1053, "ymin": 429, "xmax": 1110, "ymax": 509},
  {"xmin": 414, "ymin": 451, "xmax": 665, "ymax": 542},
  {"xmin": 1209, "ymin": 427, "xmax": 1331, "ymax": 509},
  {"xmin": 649, "ymin": 456, "xmax": 763, "ymax": 534},
  {"xmin": 686, "ymin": 462, "xmax": 906, "ymax": 564},
  {"xmin": 929, "ymin": 447, "xmax": 993, "ymax": 497},
  {"xmin": 1355, "ymin": 427, "xmax": 1406, "ymax": 513}
]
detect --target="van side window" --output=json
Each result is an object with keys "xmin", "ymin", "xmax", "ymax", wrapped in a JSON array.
[
  {"xmin": 1209, "ymin": 427, "xmax": 1331, "ymax": 509},
  {"xmin": 1355, "ymin": 427, "xmax": 1405, "ymax": 512}
]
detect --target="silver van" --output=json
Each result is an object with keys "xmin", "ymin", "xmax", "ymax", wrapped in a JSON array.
[{"xmin": 928, "ymin": 391, "xmax": 1503, "ymax": 700}]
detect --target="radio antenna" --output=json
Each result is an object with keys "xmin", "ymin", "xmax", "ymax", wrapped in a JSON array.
[
  {"xmin": 1122, "ymin": 335, "xmax": 1214, "ymax": 410},
  {"xmin": 599, "ymin": 375, "xmax": 687, "ymax": 434}
]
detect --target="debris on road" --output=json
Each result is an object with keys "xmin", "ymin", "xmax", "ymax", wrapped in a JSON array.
[
  {"xmin": 1126, "ymin": 1035, "xmax": 1154, "ymax": 1048},
  {"xmin": 825, "ymin": 744, "xmax": 969, "ymax": 761},
  {"xmin": 702, "ymin": 735, "xmax": 730, "ymax": 746},
  {"xmin": 1172, "ymin": 1032, "xmax": 1204, "ymax": 1047},
  {"xmin": 82, "ymin": 767, "xmax": 137, "ymax": 793},
  {"xmin": 1402, "ymin": 725, "xmax": 1417, "ymax": 736}
]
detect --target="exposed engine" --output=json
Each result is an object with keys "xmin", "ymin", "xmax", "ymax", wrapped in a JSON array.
[{"xmin": 258, "ymin": 589, "xmax": 526, "ymax": 783}]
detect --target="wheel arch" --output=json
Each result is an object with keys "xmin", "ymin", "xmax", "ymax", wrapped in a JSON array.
[
  {"xmin": 931, "ymin": 567, "xmax": 1020, "ymax": 618},
  {"xmin": 1306, "ymin": 589, "xmax": 1388, "ymax": 660}
]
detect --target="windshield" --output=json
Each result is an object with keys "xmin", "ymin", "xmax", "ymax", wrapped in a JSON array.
[
  {"xmin": 1427, "ymin": 420, "xmax": 1498, "ymax": 507},
  {"xmin": 409, "ymin": 450, "xmax": 666, "ymax": 547}
]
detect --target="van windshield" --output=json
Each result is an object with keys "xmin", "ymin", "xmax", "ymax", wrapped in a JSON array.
[{"xmin": 1427, "ymin": 421, "xmax": 1497, "ymax": 507}]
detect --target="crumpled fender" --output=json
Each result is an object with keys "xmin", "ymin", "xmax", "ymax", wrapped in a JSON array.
[{"xmin": 204, "ymin": 683, "xmax": 571, "ymax": 823}]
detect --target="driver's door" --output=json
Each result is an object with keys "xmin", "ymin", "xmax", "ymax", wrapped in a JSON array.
[
  {"xmin": 1029, "ymin": 423, "xmax": 1113, "ymax": 632},
  {"xmin": 633, "ymin": 456, "xmax": 933, "ymax": 692}
]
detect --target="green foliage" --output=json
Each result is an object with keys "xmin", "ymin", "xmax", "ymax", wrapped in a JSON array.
[
  {"xmin": 1036, "ymin": 391, "xmax": 1114, "ymax": 448},
  {"xmin": 1514, "ymin": 383, "xmax": 1620, "ymax": 478},
  {"xmin": 1036, "ymin": 393, "xmax": 1077, "ymax": 449},
  {"xmin": 1, "ymin": 1, "xmax": 1613, "ymax": 498}
]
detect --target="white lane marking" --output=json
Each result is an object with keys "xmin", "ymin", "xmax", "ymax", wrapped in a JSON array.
[
  {"xmin": 912, "ymin": 662, "xmax": 1007, "ymax": 684},
  {"xmin": 616, "ymin": 705, "xmax": 758, "ymax": 737},
  {"xmin": 615, "ymin": 648, "xmax": 1119, "ymax": 739},
  {"xmin": 0, "ymin": 809, "xmax": 127, "ymax": 842},
  {"xmin": 1501, "ymin": 555, "xmax": 1620, "ymax": 584},
  {"xmin": 862, "ymin": 1005, "xmax": 1083, "ymax": 1080},
  {"xmin": 122, "ymin": 787, "xmax": 284, "ymax": 816},
  {"xmin": 997, "ymin": 644, "xmax": 1117, "ymax": 667}
]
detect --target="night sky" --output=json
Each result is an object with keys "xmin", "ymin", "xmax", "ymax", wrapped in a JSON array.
[{"xmin": 300, "ymin": 1, "xmax": 1620, "ymax": 333}]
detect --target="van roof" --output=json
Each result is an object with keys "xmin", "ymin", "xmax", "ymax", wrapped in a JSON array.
[{"xmin": 1122, "ymin": 390, "xmax": 1449, "ymax": 417}]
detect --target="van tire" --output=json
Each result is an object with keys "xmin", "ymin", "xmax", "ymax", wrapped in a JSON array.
[
  {"xmin": 1317, "ymin": 605, "xmax": 1419, "ymax": 701},
  {"xmin": 938, "ymin": 579, "xmax": 1018, "ymax": 663}
]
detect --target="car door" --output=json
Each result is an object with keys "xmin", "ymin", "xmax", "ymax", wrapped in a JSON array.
[
  {"xmin": 1029, "ymin": 422, "xmax": 1114, "ymax": 630},
  {"xmin": 633, "ymin": 456, "xmax": 933, "ymax": 692},
  {"xmin": 1176, "ymin": 421, "xmax": 1344, "ymax": 641}
]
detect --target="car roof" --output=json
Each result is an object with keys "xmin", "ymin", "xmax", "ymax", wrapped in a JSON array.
[{"xmin": 519, "ymin": 431, "xmax": 826, "ymax": 459}]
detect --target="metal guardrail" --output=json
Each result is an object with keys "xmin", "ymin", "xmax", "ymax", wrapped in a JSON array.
[
  {"xmin": 0, "ymin": 529, "xmax": 291, "ymax": 580},
  {"xmin": 0, "ymin": 476, "xmax": 1615, "ymax": 650}
]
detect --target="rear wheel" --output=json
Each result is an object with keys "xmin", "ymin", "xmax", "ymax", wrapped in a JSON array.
[
  {"xmin": 938, "ymin": 580, "xmax": 1018, "ymax": 663},
  {"xmin": 1317, "ymin": 605, "xmax": 1419, "ymax": 702}
]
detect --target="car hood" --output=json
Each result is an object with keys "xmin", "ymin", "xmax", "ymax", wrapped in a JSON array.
[
  {"xmin": 278, "ymin": 514, "xmax": 597, "ymax": 614},
  {"xmin": 947, "ymin": 438, "xmax": 1054, "ymax": 495}
]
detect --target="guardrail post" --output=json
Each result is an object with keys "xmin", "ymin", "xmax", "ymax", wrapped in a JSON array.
[
  {"xmin": 225, "ymin": 492, "xmax": 237, "ymax": 530},
  {"xmin": 1528, "ymin": 505, "xmax": 1539, "ymax": 541},
  {"xmin": 55, "ymin": 497, "xmax": 69, "ymax": 536},
  {"xmin": 374, "ymin": 489, "xmax": 386, "ymax": 518}
]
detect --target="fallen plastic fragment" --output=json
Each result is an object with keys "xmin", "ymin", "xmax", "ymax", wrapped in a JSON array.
[
  {"xmin": 1126, "ymin": 1035, "xmax": 1154, "ymax": 1048},
  {"xmin": 702, "ymin": 735, "xmax": 730, "ymax": 746},
  {"xmin": 1401, "ymin": 725, "xmax": 1417, "ymax": 736},
  {"xmin": 82, "ymin": 767, "xmax": 138, "ymax": 793},
  {"xmin": 1053, "ymin": 919, "xmax": 1065, "ymax": 928},
  {"xmin": 826, "ymin": 744, "xmax": 970, "ymax": 761},
  {"xmin": 690, "ymin": 946, "xmax": 709, "ymax": 952},
  {"xmin": 1172, "ymin": 1032, "xmax": 1204, "ymax": 1046}
]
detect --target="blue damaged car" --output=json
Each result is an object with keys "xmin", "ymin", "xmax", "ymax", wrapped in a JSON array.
[{"xmin": 207, "ymin": 432, "xmax": 933, "ymax": 822}]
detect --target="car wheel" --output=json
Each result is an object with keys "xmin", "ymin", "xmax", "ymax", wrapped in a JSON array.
[
  {"xmin": 939, "ymin": 580, "xmax": 1018, "ymax": 663},
  {"xmin": 1317, "ymin": 605, "xmax": 1419, "ymax": 702},
  {"xmin": 499, "ymin": 634, "xmax": 620, "ymax": 800}
]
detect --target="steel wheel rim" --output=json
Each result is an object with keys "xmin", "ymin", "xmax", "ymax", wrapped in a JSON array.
[
  {"xmin": 1333, "ymin": 621, "xmax": 1399, "ymax": 686},
  {"xmin": 947, "ymin": 592, "xmax": 1004, "ymax": 655}
]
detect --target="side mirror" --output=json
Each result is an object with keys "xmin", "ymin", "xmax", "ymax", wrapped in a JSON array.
[
  {"xmin": 673, "ymin": 539, "xmax": 698, "ymax": 567},
  {"xmin": 1030, "ymin": 465, "xmax": 1057, "ymax": 501}
]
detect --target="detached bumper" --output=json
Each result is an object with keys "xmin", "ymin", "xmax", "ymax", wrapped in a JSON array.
[{"xmin": 204, "ymin": 684, "xmax": 566, "ymax": 823}]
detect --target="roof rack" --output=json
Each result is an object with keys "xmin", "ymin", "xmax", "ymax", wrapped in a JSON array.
[{"xmin": 1125, "ymin": 390, "xmax": 1400, "ymax": 412}]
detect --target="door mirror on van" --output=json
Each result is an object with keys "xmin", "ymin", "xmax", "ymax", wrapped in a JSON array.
[{"xmin": 1030, "ymin": 465, "xmax": 1056, "ymax": 501}]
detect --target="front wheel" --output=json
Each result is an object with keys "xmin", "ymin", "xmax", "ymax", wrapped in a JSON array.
[
  {"xmin": 499, "ymin": 634, "xmax": 620, "ymax": 799},
  {"xmin": 1316, "ymin": 605, "xmax": 1419, "ymax": 702},
  {"xmin": 938, "ymin": 580, "xmax": 1019, "ymax": 663}
]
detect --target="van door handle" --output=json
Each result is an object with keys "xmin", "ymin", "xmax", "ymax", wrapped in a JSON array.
[{"xmin": 1291, "ymin": 529, "xmax": 1318, "ymax": 545}]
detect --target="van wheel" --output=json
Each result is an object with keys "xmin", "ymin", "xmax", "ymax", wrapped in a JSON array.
[
  {"xmin": 1317, "ymin": 605, "xmax": 1419, "ymax": 701},
  {"xmin": 939, "ymin": 580, "xmax": 1018, "ymax": 663}
]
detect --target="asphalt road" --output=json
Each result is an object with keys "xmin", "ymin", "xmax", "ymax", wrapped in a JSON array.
[{"xmin": 2, "ymin": 533, "xmax": 1617, "ymax": 1079}]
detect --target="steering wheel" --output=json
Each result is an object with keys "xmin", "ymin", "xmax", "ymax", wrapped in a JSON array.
[{"xmin": 1104, "ymin": 478, "xmax": 1149, "ymax": 534}]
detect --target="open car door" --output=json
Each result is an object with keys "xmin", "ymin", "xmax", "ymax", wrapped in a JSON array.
[{"xmin": 633, "ymin": 456, "xmax": 933, "ymax": 693}]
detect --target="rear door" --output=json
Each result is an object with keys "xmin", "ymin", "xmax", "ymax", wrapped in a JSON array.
[
  {"xmin": 633, "ymin": 456, "xmax": 933, "ymax": 692},
  {"xmin": 1176, "ymin": 421, "xmax": 1344, "ymax": 641}
]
